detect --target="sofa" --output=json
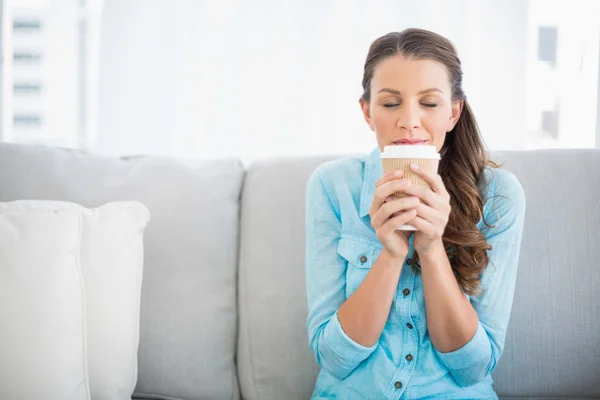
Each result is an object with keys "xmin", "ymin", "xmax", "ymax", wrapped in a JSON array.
[{"xmin": 0, "ymin": 142, "xmax": 598, "ymax": 400}]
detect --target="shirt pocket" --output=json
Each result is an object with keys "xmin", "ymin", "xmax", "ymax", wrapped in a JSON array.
[{"xmin": 337, "ymin": 237, "xmax": 381, "ymax": 298}]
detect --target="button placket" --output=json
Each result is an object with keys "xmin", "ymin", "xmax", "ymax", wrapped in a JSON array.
[
  {"xmin": 385, "ymin": 256, "xmax": 418, "ymax": 399},
  {"xmin": 401, "ymin": 275, "xmax": 417, "ymax": 368},
  {"xmin": 386, "ymin": 354, "xmax": 417, "ymax": 399},
  {"xmin": 395, "ymin": 256, "xmax": 414, "ymax": 306},
  {"xmin": 388, "ymin": 348, "xmax": 417, "ymax": 398}
]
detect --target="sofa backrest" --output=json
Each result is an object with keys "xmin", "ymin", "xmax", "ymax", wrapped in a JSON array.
[
  {"xmin": 0, "ymin": 143, "xmax": 244, "ymax": 400},
  {"xmin": 236, "ymin": 150, "xmax": 600, "ymax": 399},
  {"xmin": 2, "ymin": 142, "xmax": 599, "ymax": 399}
]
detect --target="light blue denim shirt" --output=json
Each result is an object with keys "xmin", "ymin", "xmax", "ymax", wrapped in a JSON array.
[{"xmin": 305, "ymin": 147, "xmax": 526, "ymax": 400}]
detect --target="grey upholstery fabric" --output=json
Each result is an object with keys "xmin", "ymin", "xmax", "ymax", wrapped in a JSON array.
[
  {"xmin": 490, "ymin": 150, "xmax": 600, "ymax": 398},
  {"xmin": 0, "ymin": 143, "xmax": 243, "ymax": 400},
  {"xmin": 2, "ymin": 142, "xmax": 598, "ymax": 399},
  {"xmin": 237, "ymin": 156, "xmax": 332, "ymax": 400},
  {"xmin": 237, "ymin": 150, "xmax": 600, "ymax": 400},
  {"xmin": 500, "ymin": 398, "xmax": 598, "ymax": 400}
]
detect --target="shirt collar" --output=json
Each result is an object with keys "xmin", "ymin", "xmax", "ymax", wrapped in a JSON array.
[{"xmin": 359, "ymin": 147, "xmax": 383, "ymax": 218}]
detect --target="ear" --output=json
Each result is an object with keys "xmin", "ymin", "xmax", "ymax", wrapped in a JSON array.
[
  {"xmin": 447, "ymin": 100, "xmax": 463, "ymax": 132},
  {"xmin": 359, "ymin": 98, "xmax": 375, "ymax": 132}
]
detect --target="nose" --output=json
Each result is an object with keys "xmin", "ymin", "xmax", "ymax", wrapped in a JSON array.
[{"xmin": 396, "ymin": 103, "xmax": 421, "ymax": 132}]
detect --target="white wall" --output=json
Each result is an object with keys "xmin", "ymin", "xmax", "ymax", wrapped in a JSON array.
[{"xmin": 97, "ymin": 0, "xmax": 529, "ymax": 161}]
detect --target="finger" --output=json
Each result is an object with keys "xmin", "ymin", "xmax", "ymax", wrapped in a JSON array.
[
  {"xmin": 403, "ymin": 214, "xmax": 426, "ymax": 232},
  {"xmin": 414, "ymin": 203, "xmax": 448, "ymax": 226},
  {"xmin": 379, "ymin": 179, "xmax": 411, "ymax": 197},
  {"xmin": 410, "ymin": 164, "xmax": 445, "ymax": 193},
  {"xmin": 371, "ymin": 196, "xmax": 420, "ymax": 229},
  {"xmin": 375, "ymin": 169, "xmax": 403, "ymax": 188},
  {"xmin": 406, "ymin": 215, "xmax": 441, "ymax": 237},
  {"xmin": 380, "ymin": 209, "xmax": 417, "ymax": 236},
  {"xmin": 369, "ymin": 179, "xmax": 411, "ymax": 217},
  {"xmin": 400, "ymin": 184, "xmax": 439, "ymax": 207}
]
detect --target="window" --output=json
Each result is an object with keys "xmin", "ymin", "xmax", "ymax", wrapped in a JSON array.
[
  {"xmin": 525, "ymin": 0, "xmax": 600, "ymax": 149},
  {"xmin": 2, "ymin": 1, "xmax": 599, "ymax": 159},
  {"xmin": 0, "ymin": 0, "xmax": 102, "ymax": 149}
]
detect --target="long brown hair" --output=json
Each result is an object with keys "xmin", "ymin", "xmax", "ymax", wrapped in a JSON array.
[{"xmin": 361, "ymin": 29, "xmax": 497, "ymax": 296}]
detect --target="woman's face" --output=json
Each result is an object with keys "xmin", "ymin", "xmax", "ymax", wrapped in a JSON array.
[{"xmin": 360, "ymin": 55, "xmax": 462, "ymax": 152}]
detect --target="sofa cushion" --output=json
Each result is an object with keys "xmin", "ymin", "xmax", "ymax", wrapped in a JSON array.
[
  {"xmin": 237, "ymin": 155, "xmax": 330, "ymax": 400},
  {"xmin": 237, "ymin": 150, "xmax": 600, "ymax": 399},
  {"xmin": 1, "ymin": 200, "xmax": 150, "ymax": 400},
  {"xmin": 0, "ymin": 209, "xmax": 90, "ymax": 400},
  {"xmin": 490, "ymin": 150, "xmax": 600, "ymax": 398},
  {"xmin": 0, "ymin": 143, "xmax": 243, "ymax": 400}
]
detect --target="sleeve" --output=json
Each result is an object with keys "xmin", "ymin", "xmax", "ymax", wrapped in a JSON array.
[
  {"xmin": 305, "ymin": 168, "xmax": 377, "ymax": 381},
  {"xmin": 435, "ymin": 169, "xmax": 526, "ymax": 387}
]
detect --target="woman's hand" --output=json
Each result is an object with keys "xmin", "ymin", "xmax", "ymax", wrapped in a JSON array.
[
  {"xmin": 370, "ymin": 170, "xmax": 419, "ymax": 260},
  {"xmin": 401, "ymin": 164, "xmax": 451, "ymax": 254}
]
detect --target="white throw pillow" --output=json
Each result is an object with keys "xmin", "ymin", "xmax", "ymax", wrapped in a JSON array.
[
  {"xmin": 0, "ymin": 210, "xmax": 91, "ymax": 400},
  {"xmin": 0, "ymin": 201, "xmax": 150, "ymax": 400}
]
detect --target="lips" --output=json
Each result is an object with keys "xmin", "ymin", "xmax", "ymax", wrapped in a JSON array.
[{"xmin": 393, "ymin": 139, "xmax": 428, "ymax": 145}]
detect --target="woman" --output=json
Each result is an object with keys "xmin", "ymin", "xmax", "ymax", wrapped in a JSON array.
[{"xmin": 305, "ymin": 28, "xmax": 526, "ymax": 399}]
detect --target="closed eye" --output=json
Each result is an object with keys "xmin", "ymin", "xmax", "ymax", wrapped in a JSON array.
[
  {"xmin": 383, "ymin": 104, "xmax": 400, "ymax": 108},
  {"xmin": 422, "ymin": 103, "xmax": 438, "ymax": 108}
]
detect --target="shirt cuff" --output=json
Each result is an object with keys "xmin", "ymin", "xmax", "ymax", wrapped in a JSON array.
[
  {"xmin": 323, "ymin": 311, "xmax": 378, "ymax": 363},
  {"xmin": 435, "ymin": 322, "xmax": 492, "ymax": 370}
]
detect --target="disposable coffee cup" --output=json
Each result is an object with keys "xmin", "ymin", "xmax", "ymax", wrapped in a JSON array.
[{"xmin": 380, "ymin": 145, "xmax": 440, "ymax": 230}]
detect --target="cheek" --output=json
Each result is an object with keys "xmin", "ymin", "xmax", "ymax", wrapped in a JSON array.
[
  {"xmin": 371, "ymin": 108, "xmax": 396, "ymax": 132},
  {"xmin": 422, "ymin": 113, "xmax": 450, "ymax": 141}
]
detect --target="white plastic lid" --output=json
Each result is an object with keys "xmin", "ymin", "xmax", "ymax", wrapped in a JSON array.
[{"xmin": 380, "ymin": 145, "xmax": 440, "ymax": 159}]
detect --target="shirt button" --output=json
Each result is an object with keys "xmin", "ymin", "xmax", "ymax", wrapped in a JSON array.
[
  {"xmin": 394, "ymin": 381, "xmax": 402, "ymax": 389},
  {"xmin": 403, "ymin": 288, "xmax": 410, "ymax": 296},
  {"xmin": 406, "ymin": 354, "xmax": 413, "ymax": 362},
  {"xmin": 406, "ymin": 258, "xmax": 412, "ymax": 265},
  {"xmin": 359, "ymin": 255, "xmax": 368, "ymax": 263},
  {"xmin": 406, "ymin": 323, "xmax": 413, "ymax": 329}
]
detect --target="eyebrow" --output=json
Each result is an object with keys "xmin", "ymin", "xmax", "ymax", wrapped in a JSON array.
[{"xmin": 377, "ymin": 88, "xmax": 444, "ymax": 95}]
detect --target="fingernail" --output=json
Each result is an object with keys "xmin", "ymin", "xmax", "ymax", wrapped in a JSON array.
[
  {"xmin": 393, "ymin": 170, "xmax": 402, "ymax": 177},
  {"xmin": 411, "ymin": 164, "xmax": 419, "ymax": 170}
]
